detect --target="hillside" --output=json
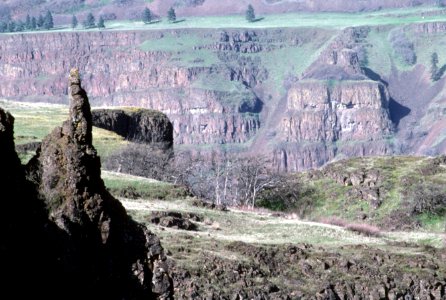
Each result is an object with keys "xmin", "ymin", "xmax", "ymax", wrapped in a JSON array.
[
  {"xmin": 259, "ymin": 156, "xmax": 446, "ymax": 231},
  {"xmin": 105, "ymin": 170, "xmax": 446, "ymax": 299}
]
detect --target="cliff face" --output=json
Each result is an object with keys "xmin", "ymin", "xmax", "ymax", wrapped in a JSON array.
[
  {"xmin": 0, "ymin": 70, "xmax": 172, "ymax": 299},
  {"xmin": 274, "ymin": 81, "xmax": 394, "ymax": 171},
  {"xmin": 282, "ymin": 81, "xmax": 392, "ymax": 142},
  {"xmin": 266, "ymin": 27, "xmax": 395, "ymax": 171},
  {"xmin": 0, "ymin": 30, "xmax": 262, "ymax": 146},
  {"xmin": 0, "ymin": 27, "xmax": 400, "ymax": 171}
]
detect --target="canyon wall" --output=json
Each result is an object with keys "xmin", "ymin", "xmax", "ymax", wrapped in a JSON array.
[
  {"xmin": 274, "ymin": 81, "xmax": 394, "ymax": 171},
  {"xmin": 5, "ymin": 25, "xmax": 443, "ymax": 171},
  {"xmin": 0, "ymin": 30, "xmax": 263, "ymax": 145}
]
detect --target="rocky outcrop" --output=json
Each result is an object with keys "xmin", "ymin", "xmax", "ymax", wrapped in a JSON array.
[
  {"xmin": 266, "ymin": 26, "xmax": 395, "ymax": 172},
  {"xmin": 273, "ymin": 80, "xmax": 394, "ymax": 172},
  {"xmin": 170, "ymin": 240, "xmax": 446, "ymax": 299},
  {"xmin": 410, "ymin": 21, "xmax": 446, "ymax": 34},
  {"xmin": 0, "ymin": 106, "xmax": 60, "ymax": 298},
  {"xmin": 92, "ymin": 108, "xmax": 175, "ymax": 180},
  {"xmin": 281, "ymin": 81, "xmax": 393, "ymax": 142},
  {"xmin": 1, "ymin": 69, "xmax": 173, "ymax": 299},
  {"xmin": 303, "ymin": 27, "xmax": 369, "ymax": 80},
  {"xmin": 92, "ymin": 108, "xmax": 174, "ymax": 149}
]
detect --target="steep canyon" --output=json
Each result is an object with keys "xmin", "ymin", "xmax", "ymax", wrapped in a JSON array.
[{"xmin": 1, "ymin": 23, "xmax": 446, "ymax": 170}]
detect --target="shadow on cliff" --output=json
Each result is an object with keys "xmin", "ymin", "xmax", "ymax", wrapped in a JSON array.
[
  {"xmin": 363, "ymin": 67, "xmax": 411, "ymax": 128},
  {"xmin": 239, "ymin": 96, "xmax": 263, "ymax": 113}
]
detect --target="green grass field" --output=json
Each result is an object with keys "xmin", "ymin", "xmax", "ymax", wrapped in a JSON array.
[
  {"xmin": 3, "ymin": 6, "xmax": 446, "ymax": 35},
  {"xmin": 82, "ymin": 7, "xmax": 446, "ymax": 31},
  {"xmin": 0, "ymin": 100, "xmax": 128, "ymax": 162}
]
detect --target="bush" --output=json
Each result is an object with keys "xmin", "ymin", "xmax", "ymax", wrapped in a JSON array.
[
  {"xmin": 388, "ymin": 29, "xmax": 416, "ymax": 65},
  {"xmin": 108, "ymin": 183, "xmax": 190, "ymax": 200},
  {"xmin": 104, "ymin": 143, "xmax": 173, "ymax": 181},
  {"xmin": 405, "ymin": 182, "xmax": 446, "ymax": 216},
  {"xmin": 257, "ymin": 176, "xmax": 316, "ymax": 217}
]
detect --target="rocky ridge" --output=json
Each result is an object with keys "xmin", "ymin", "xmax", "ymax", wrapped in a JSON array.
[
  {"xmin": 92, "ymin": 108, "xmax": 174, "ymax": 149},
  {"xmin": 0, "ymin": 69, "xmax": 172, "ymax": 299}
]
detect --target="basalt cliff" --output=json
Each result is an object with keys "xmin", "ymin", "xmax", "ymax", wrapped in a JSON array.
[
  {"xmin": 0, "ymin": 69, "xmax": 172, "ymax": 299},
  {"xmin": 2, "ymin": 23, "xmax": 446, "ymax": 170}
]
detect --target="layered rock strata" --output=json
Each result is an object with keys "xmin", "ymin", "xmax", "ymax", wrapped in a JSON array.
[
  {"xmin": 271, "ymin": 27, "xmax": 394, "ymax": 171},
  {"xmin": 0, "ymin": 28, "xmax": 397, "ymax": 171}
]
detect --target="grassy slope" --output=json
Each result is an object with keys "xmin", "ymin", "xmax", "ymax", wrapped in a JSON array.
[
  {"xmin": 4, "ymin": 6, "xmax": 446, "ymax": 34},
  {"xmin": 99, "ymin": 155, "xmax": 446, "ymax": 248},
  {"xmin": 292, "ymin": 156, "xmax": 446, "ymax": 232},
  {"xmin": 2, "ymin": 95, "xmax": 445, "ymax": 295},
  {"xmin": 101, "ymin": 171, "xmax": 445, "ymax": 291},
  {"xmin": 0, "ymin": 100, "xmax": 128, "ymax": 162}
]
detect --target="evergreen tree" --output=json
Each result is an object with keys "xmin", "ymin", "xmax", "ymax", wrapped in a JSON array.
[
  {"xmin": 431, "ymin": 52, "xmax": 446, "ymax": 82},
  {"xmin": 167, "ymin": 7, "xmax": 176, "ymax": 22},
  {"xmin": 43, "ymin": 10, "xmax": 54, "ymax": 30},
  {"xmin": 71, "ymin": 15, "xmax": 78, "ymax": 29},
  {"xmin": 31, "ymin": 16, "xmax": 37, "ymax": 30},
  {"xmin": 431, "ymin": 52, "xmax": 439, "ymax": 81},
  {"xmin": 84, "ymin": 12, "xmax": 95, "ymax": 28},
  {"xmin": 0, "ymin": 21, "xmax": 7, "ymax": 33},
  {"xmin": 246, "ymin": 4, "xmax": 255, "ymax": 22},
  {"xmin": 8, "ymin": 21, "xmax": 15, "ymax": 32},
  {"xmin": 37, "ymin": 14, "xmax": 44, "ymax": 28},
  {"xmin": 97, "ymin": 16, "xmax": 105, "ymax": 29},
  {"xmin": 142, "ymin": 7, "xmax": 152, "ymax": 24},
  {"xmin": 25, "ymin": 14, "xmax": 31, "ymax": 30},
  {"xmin": 15, "ymin": 21, "xmax": 24, "ymax": 32}
]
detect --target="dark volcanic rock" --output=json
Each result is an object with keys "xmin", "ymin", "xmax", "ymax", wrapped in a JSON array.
[
  {"xmin": 0, "ymin": 73, "xmax": 174, "ymax": 297},
  {"xmin": 0, "ymin": 106, "xmax": 59, "ymax": 298},
  {"xmin": 150, "ymin": 211, "xmax": 201, "ymax": 230},
  {"xmin": 92, "ymin": 108, "xmax": 174, "ymax": 149}
]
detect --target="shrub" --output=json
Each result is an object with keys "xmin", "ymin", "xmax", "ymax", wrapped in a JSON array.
[
  {"xmin": 104, "ymin": 143, "xmax": 173, "ymax": 181},
  {"xmin": 405, "ymin": 182, "xmax": 446, "ymax": 216},
  {"xmin": 257, "ymin": 177, "xmax": 316, "ymax": 217}
]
